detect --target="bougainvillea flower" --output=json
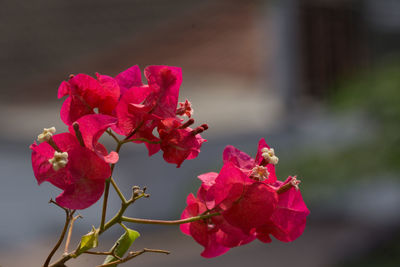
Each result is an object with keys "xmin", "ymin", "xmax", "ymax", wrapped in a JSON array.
[
  {"xmin": 31, "ymin": 132, "xmax": 111, "ymax": 209},
  {"xmin": 58, "ymin": 73, "xmax": 120, "ymax": 125},
  {"xmin": 223, "ymin": 138, "xmax": 277, "ymax": 184},
  {"xmin": 114, "ymin": 65, "xmax": 208, "ymax": 163},
  {"xmin": 256, "ymin": 176, "xmax": 310, "ymax": 243},
  {"xmin": 68, "ymin": 114, "xmax": 119, "ymax": 164},
  {"xmin": 180, "ymin": 163, "xmax": 276, "ymax": 257},
  {"xmin": 181, "ymin": 140, "xmax": 309, "ymax": 257},
  {"xmin": 158, "ymin": 118, "xmax": 207, "ymax": 167},
  {"xmin": 205, "ymin": 162, "xmax": 278, "ymax": 233}
]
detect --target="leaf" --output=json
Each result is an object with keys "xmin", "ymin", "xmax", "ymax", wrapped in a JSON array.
[
  {"xmin": 102, "ymin": 228, "xmax": 140, "ymax": 266},
  {"xmin": 75, "ymin": 226, "xmax": 99, "ymax": 256}
]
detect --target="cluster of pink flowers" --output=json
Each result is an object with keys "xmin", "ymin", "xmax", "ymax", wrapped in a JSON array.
[
  {"xmin": 31, "ymin": 66, "xmax": 207, "ymax": 210},
  {"xmin": 180, "ymin": 139, "xmax": 309, "ymax": 257}
]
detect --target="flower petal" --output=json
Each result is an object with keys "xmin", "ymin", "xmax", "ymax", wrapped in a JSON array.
[
  {"xmin": 55, "ymin": 177, "xmax": 105, "ymax": 210},
  {"xmin": 115, "ymin": 65, "xmax": 143, "ymax": 95}
]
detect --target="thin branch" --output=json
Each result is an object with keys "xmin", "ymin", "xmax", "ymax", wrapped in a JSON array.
[
  {"xmin": 100, "ymin": 140, "xmax": 123, "ymax": 232},
  {"xmin": 121, "ymin": 212, "xmax": 220, "ymax": 225},
  {"xmin": 97, "ymin": 248, "xmax": 170, "ymax": 267},
  {"xmin": 64, "ymin": 214, "xmax": 82, "ymax": 254},
  {"xmin": 100, "ymin": 180, "xmax": 111, "ymax": 232},
  {"xmin": 110, "ymin": 177, "xmax": 127, "ymax": 203},
  {"xmin": 83, "ymin": 243, "xmax": 122, "ymax": 261},
  {"xmin": 121, "ymin": 137, "xmax": 161, "ymax": 145},
  {"xmin": 43, "ymin": 204, "xmax": 75, "ymax": 267},
  {"xmin": 105, "ymin": 129, "xmax": 121, "ymax": 143}
]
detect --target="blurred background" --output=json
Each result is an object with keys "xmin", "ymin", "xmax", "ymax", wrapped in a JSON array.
[{"xmin": 1, "ymin": 0, "xmax": 400, "ymax": 266}]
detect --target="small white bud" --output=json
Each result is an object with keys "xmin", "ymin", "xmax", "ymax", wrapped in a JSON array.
[
  {"xmin": 48, "ymin": 151, "xmax": 68, "ymax": 171},
  {"xmin": 37, "ymin": 127, "xmax": 56, "ymax": 143}
]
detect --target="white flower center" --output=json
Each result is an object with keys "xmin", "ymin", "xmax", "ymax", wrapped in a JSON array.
[
  {"xmin": 251, "ymin": 165, "xmax": 269, "ymax": 181},
  {"xmin": 48, "ymin": 151, "xmax": 68, "ymax": 171},
  {"xmin": 37, "ymin": 127, "xmax": 56, "ymax": 143},
  {"xmin": 261, "ymin": 147, "xmax": 279, "ymax": 165}
]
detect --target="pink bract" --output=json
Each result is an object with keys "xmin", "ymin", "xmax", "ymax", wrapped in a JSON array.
[
  {"xmin": 181, "ymin": 140, "xmax": 309, "ymax": 257},
  {"xmin": 68, "ymin": 114, "xmax": 119, "ymax": 164},
  {"xmin": 31, "ymin": 133, "xmax": 111, "ymax": 209},
  {"xmin": 256, "ymin": 177, "xmax": 310, "ymax": 243},
  {"xmin": 58, "ymin": 73, "xmax": 121, "ymax": 125}
]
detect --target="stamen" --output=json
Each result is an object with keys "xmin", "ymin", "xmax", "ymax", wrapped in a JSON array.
[
  {"xmin": 48, "ymin": 151, "xmax": 68, "ymax": 171},
  {"xmin": 200, "ymin": 124, "xmax": 209, "ymax": 130},
  {"xmin": 276, "ymin": 176, "xmax": 301, "ymax": 194},
  {"xmin": 250, "ymin": 165, "xmax": 269, "ymax": 181},
  {"xmin": 180, "ymin": 118, "xmax": 195, "ymax": 129},
  {"xmin": 37, "ymin": 127, "xmax": 56, "ymax": 143},
  {"xmin": 191, "ymin": 125, "xmax": 207, "ymax": 135},
  {"xmin": 261, "ymin": 147, "xmax": 279, "ymax": 165},
  {"xmin": 72, "ymin": 122, "xmax": 85, "ymax": 147}
]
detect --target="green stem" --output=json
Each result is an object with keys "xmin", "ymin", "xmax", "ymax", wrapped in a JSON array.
[
  {"xmin": 50, "ymin": 211, "xmax": 218, "ymax": 266},
  {"xmin": 100, "ymin": 139, "xmax": 123, "ymax": 232},
  {"xmin": 110, "ymin": 177, "xmax": 127, "ymax": 203},
  {"xmin": 121, "ymin": 138, "xmax": 161, "ymax": 145},
  {"xmin": 101, "ymin": 202, "xmax": 130, "ymax": 234},
  {"xmin": 121, "ymin": 212, "xmax": 220, "ymax": 225}
]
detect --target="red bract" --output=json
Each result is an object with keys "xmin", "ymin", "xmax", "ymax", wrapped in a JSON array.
[
  {"xmin": 115, "ymin": 65, "xmax": 207, "ymax": 165},
  {"xmin": 58, "ymin": 73, "xmax": 120, "ymax": 125},
  {"xmin": 180, "ymin": 163, "xmax": 275, "ymax": 257},
  {"xmin": 256, "ymin": 176, "xmax": 310, "ymax": 243},
  {"xmin": 180, "ymin": 174, "xmax": 256, "ymax": 258},
  {"xmin": 158, "ymin": 118, "xmax": 206, "ymax": 167},
  {"xmin": 181, "ymin": 140, "xmax": 309, "ymax": 257},
  {"xmin": 31, "ymin": 132, "xmax": 111, "ymax": 209},
  {"xmin": 115, "ymin": 65, "xmax": 181, "ymax": 136},
  {"xmin": 68, "ymin": 114, "xmax": 119, "ymax": 164}
]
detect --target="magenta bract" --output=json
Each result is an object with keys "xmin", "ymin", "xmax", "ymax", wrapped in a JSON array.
[
  {"xmin": 180, "ymin": 139, "xmax": 309, "ymax": 257},
  {"xmin": 31, "ymin": 133, "xmax": 111, "ymax": 209}
]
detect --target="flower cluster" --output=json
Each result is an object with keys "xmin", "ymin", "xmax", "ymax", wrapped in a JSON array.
[
  {"xmin": 180, "ymin": 139, "xmax": 309, "ymax": 257},
  {"xmin": 31, "ymin": 66, "xmax": 207, "ymax": 209}
]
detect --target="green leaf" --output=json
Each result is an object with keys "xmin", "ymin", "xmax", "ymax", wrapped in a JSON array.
[
  {"xmin": 75, "ymin": 226, "xmax": 99, "ymax": 256},
  {"xmin": 102, "ymin": 228, "xmax": 140, "ymax": 266}
]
